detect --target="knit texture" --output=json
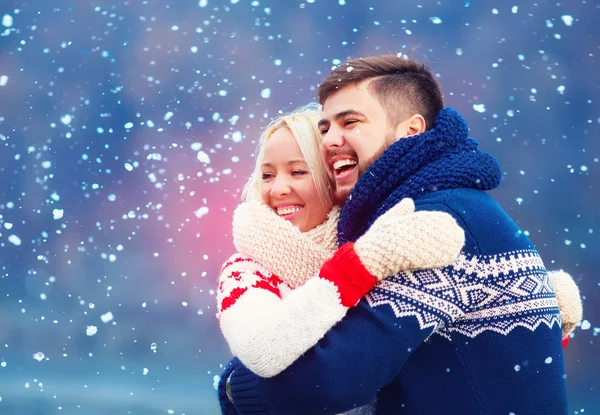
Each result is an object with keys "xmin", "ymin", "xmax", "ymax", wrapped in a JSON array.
[
  {"xmin": 224, "ymin": 108, "xmax": 568, "ymax": 415},
  {"xmin": 548, "ymin": 269, "xmax": 583, "ymax": 340},
  {"xmin": 218, "ymin": 199, "xmax": 466, "ymax": 379},
  {"xmin": 218, "ymin": 357, "xmax": 242, "ymax": 415},
  {"xmin": 233, "ymin": 201, "xmax": 339, "ymax": 289},
  {"xmin": 353, "ymin": 198, "xmax": 464, "ymax": 279},
  {"xmin": 319, "ymin": 243, "xmax": 377, "ymax": 307},
  {"xmin": 218, "ymin": 257, "xmax": 347, "ymax": 378},
  {"xmin": 338, "ymin": 107, "xmax": 501, "ymax": 244}
]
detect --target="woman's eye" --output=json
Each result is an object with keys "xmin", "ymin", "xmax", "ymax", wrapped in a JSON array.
[
  {"xmin": 319, "ymin": 128, "xmax": 329, "ymax": 135},
  {"xmin": 261, "ymin": 172, "xmax": 274, "ymax": 180},
  {"xmin": 292, "ymin": 170, "xmax": 308, "ymax": 176}
]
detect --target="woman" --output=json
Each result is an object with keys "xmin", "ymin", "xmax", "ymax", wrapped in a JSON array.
[{"xmin": 216, "ymin": 105, "xmax": 582, "ymax": 413}]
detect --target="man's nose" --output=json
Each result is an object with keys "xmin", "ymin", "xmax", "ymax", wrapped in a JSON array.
[{"xmin": 321, "ymin": 126, "xmax": 344, "ymax": 149}]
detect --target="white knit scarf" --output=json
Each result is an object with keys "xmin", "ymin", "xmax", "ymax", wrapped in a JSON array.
[{"xmin": 232, "ymin": 201, "xmax": 340, "ymax": 289}]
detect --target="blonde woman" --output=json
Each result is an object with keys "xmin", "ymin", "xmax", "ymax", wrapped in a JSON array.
[{"xmin": 216, "ymin": 105, "xmax": 466, "ymax": 413}]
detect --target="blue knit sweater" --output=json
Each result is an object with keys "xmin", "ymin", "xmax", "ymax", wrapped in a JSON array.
[{"xmin": 221, "ymin": 109, "xmax": 568, "ymax": 415}]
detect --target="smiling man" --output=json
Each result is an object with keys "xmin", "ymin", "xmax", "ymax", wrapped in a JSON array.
[
  {"xmin": 318, "ymin": 77, "xmax": 431, "ymax": 205},
  {"xmin": 220, "ymin": 55, "xmax": 570, "ymax": 414}
]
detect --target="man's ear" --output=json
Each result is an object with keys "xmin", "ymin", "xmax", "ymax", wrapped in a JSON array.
[
  {"xmin": 395, "ymin": 114, "xmax": 426, "ymax": 138},
  {"xmin": 405, "ymin": 114, "xmax": 426, "ymax": 136}
]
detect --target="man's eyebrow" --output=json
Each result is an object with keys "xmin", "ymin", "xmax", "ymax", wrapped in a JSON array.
[
  {"xmin": 318, "ymin": 118, "xmax": 329, "ymax": 129},
  {"xmin": 318, "ymin": 109, "xmax": 366, "ymax": 128}
]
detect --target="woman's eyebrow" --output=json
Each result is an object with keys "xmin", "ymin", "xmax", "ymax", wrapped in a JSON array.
[
  {"xmin": 261, "ymin": 159, "xmax": 307, "ymax": 167},
  {"xmin": 287, "ymin": 159, "xmax": 307, "ymax": 165}
]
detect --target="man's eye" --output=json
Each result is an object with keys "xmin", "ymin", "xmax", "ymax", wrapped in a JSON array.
[
  {"xmin": 319, "ymin": 128, "xmax": 329, "ymax": 135},
  {"xmin": 344, "ymin": 119, "xmax": 358, "ymax": 126}
]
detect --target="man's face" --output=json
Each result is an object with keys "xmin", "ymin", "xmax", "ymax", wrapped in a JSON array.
[{"xmin": 319, "ymin": 80, "xmax": 396, "ymax": 204}]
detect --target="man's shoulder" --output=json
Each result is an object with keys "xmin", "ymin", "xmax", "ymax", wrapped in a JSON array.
[
  {"xmin": 413, "ymin": 188, "xmax": 507, "ymax": 224},
  {"xmin": 413, "ymin": 188, "xmax": 535, "ymax": 254},
  {"xmin": 414, "ymin": 188, "xmax": 495, "ymax": 208}
]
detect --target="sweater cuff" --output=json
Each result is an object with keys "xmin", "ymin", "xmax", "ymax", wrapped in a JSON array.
[
  {"xmin": 229, "ymin": 365, "xmax": 269, "ymax": 414},
  {"xmin": 320, "ymin": 242, "xmax": 378, "ymax": 307},
  {"xmin": 218, "ymin": 358, "xmax": 241, "ymax": 413}
]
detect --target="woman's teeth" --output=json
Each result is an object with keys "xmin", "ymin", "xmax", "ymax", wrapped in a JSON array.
[{"xmin": 277, "ymin": 206, "xmax": 302, "ymax": 216}]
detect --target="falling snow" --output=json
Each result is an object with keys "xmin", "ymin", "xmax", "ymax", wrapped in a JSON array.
[
  {"xmin": 473, "ymin": 104, "xmax": 486, "ymax": 113},
  {"xmin": 197, "ymin": 151, "xmax": 211, "ymax": 164},
  {"xmin": 0, "ymin": 2, "xmax": 596, "ymax": 414},
  {"xmin": 52, "ymin": 208, "xmax": 64, "ymax": 220},
  {"xmin": 32, "ymin": 352, "xmax": 45, "ymax": 362},
  {"xmin": 60, "ymin": 114, "xmax": 72, "ymax": 125},
  {"xmin": 195, "ymin": 206, "xmax": 210, "ymax": 218},
  {"xmin": 100, "ymin": 311, "xmax": 114, "ymax": 323},
  {"xmin": 1, "ymin": 14, "xmax": 13, "ymax": 27},
  {"xmin": 260, "ymin": 88, "xmax": 272, "ymax": 99},
  {"xmin": 561, "ymin": 15, "xmax": 574, "ymax": 26}
]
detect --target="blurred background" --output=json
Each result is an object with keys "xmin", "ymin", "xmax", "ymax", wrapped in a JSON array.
[{"xmin": 0, "ymin": 0, "xmax": 598, "ymax": 414}]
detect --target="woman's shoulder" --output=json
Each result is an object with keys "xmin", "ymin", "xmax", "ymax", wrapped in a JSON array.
[
  {"xmin": 220, "ymin": 253, "xmax": 272, "ymax": 278},
  {"xmin": 220, "ymin": 252, "xmax": 262, "ymax": 272}
]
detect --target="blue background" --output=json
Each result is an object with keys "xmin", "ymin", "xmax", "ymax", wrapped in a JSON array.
[{"xmin": 0, "ymin": 0, "xmax": 598, "ymax": 413}]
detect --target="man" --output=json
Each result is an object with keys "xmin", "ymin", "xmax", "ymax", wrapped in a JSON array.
[{"xmin": 219, "ymin": 55, "xmax": 573, "ymax": 414}]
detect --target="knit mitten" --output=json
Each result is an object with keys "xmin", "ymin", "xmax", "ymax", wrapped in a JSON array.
[
  {"xmin": 354, "ymin": 198, "xmax": 465, "ymax": 279},
  {"xmin": 547, "ymin": 270, "xmax": 583, "ymax": 346},
  {"xmin": 320, "ymin": 198, "xmax": 465, "ymax": 307}
]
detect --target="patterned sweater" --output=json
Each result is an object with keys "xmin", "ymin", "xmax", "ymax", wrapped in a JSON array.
[
  {"xmin": 222, "ymin": 108, "xmax": 570, "ymax": 415},
  {"xmin": 217, "ymin": 200, "xmax": 465, "ymax": 379}
]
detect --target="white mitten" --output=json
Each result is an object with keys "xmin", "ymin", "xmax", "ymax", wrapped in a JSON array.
[
  {"xmin": 353, "ymin": 198, "xmax": 465, "ymax": 280},
  {"xmin": 547, "ymin": 270, "xmax": 583, "ymax": 340}
]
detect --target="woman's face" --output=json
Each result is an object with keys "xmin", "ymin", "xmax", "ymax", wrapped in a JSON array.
[{"xmin": 260, "ymin": 127, "xmax": 330, "ymax": 232}]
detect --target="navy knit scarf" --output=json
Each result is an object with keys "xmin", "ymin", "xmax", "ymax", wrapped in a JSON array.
[{"xmin": 338, "ymin": 108, "xmax": 502, "ymax": 245}]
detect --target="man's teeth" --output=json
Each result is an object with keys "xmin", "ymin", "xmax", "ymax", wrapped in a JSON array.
[
  {"xmin": 277, "ymin": 206, "xmax": 302, "ymax": 216},
  {"xmin": 333, "ymin": 159, "xmax": 358, "ymax": 171}
]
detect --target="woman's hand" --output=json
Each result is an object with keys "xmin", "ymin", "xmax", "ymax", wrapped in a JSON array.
[{"xmin": 354, "ymin": 198, "xmax": 465, "ymax": 280}]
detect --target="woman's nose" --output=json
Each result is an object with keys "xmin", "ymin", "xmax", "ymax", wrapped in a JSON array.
[{"xmin": 270, "ymin": 175, "xmax": 291, "ymax": 197}]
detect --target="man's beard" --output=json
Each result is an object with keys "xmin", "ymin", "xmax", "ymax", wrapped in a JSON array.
[{"xmin": 332, "ymin": 132, "xmax": 396, "ymax": 205}]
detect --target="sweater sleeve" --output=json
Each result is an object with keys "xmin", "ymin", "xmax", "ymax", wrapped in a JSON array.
[
  {"xmin": 227, "ymin": 294, "xmax": 448, "ymax": 414},
  {"xmin": 226, "ymin": 212, "xmax": 470, "ymax": 414},
  {"xmin": 217, "ymin": 250, "xmax": 376, "ymax": 378}
]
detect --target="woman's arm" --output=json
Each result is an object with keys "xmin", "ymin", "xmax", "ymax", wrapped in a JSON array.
[
  {"xmin": 218, "ymin": 199, "xmax": 465, "ymax": 378},
  {"xmin": 218, "ymin": 253, "xmax": 351, "ymax": 378}
]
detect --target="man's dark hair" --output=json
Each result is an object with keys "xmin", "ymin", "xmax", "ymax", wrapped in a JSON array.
[{"xmin": 318, "ymin": 54, "xmax": 444, "ymax": 130}]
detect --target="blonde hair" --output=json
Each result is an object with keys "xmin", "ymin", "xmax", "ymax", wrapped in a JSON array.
[{"xmin": 241, "ymin": 103, "xmax": 332, "ymax": 208}]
